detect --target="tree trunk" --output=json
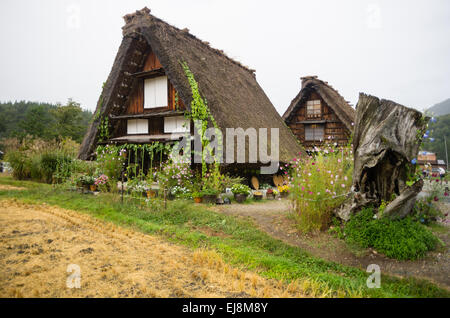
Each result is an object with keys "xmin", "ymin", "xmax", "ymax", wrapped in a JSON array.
[{"xmin": 337, "ymin": 93, "xmax": 427, "ymax": 221}]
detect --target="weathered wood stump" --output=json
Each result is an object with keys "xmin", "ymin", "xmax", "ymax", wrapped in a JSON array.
[{"xmin": 337, "ymin": 93, "xmax": 428, "ymax": 220}]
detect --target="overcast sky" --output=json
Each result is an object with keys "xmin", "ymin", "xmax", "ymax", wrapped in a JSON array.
[{"xmin": 1, "ymin": 0, "xmax": 449, "ymax": 114}]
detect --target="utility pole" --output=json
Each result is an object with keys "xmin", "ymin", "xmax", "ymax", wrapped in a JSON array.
[{"xmin": 445, "ymin": 135, "xmax": 449, "ymax": 171}]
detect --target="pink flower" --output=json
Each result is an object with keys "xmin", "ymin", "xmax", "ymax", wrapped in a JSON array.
[
  {"xmin": 301, "ymin": 186, "xmax": 305, "ymax": 191},
  {"xmin": 341, "ymin": 184, "xmax": 345, "ymax": 188},
  {"xmin": 330, "ymin": 181, "xmax": 334, "ymax": 185}
]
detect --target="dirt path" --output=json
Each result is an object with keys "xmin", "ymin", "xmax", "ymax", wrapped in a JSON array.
[
  {"xmin": 212, "ymin": 199, "xmax": 450, "ymax": 290},
  {"xmin": 0, "ymin": 199, "xmax": 306, "ymax": 298}
]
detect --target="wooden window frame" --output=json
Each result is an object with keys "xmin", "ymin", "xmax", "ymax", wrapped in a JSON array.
[
  {"xmin": 127, "ymin": 119, "xmax": 149, "ymax": 135},
  {"xmin": 305, "ymin": 124, "xmax": 324, "ymax": 141},
  {"xmin": 306, "ymin": 100, "xmax": 322, "ymax": 118},
  {"xmin": 143, "ymin": 75, "xmax": 169, "ymax": 110}
]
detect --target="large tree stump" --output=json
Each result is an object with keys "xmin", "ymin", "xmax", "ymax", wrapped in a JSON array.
[{"xmin": 337, "ymin": 93, "xmax": 428, "ymax": 221}]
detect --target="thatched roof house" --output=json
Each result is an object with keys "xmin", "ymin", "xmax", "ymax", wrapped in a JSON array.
[
  {"xmin": 282, "ymin": 76, "xmax": 356, "ymax": 149},
  {"xmin": 78, "ymin": 7, "xmax": 303, "ymax": 169}
]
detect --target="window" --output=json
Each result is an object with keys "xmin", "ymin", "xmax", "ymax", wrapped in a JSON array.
[
  {"xmin": 306, "ymin": 100, "xmax": 321, "ymax": 116},
  {"xmin": 305, "ymin": 124, "xmax": 324, "ymax": 141},
  {"xmin": 144, "ymin": 76, "xmax": 168, "ymax": 108},
  {"xmin": 127, "ymin": 119, "xmax": 148, "ymax": 135},
  {"xmin": 164, "ymin": 116, "xmax": 190, "ymax": 133}
]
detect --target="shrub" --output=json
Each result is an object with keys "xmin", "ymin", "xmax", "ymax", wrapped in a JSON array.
[
  {"xmin": 5, "ymin": 150, "xmax": 31, "ymax": 180},
  {"xmin": 96, "ymin": 145, "xmax": 126, "ymax": 180},
  {"xmin": 156, "ymin": 156, "xmax": 193, "ymax": 192},
  {"xmin": 231, "ymin": 183, "xmax": 251, "ymax": 195},
  {"xmin": 289, "ymin": 145, "xmax": 353, "ymax": 232},
  {"xmin": 3, "ymin": 137, "xmax": 79, "ymax": 184},
  {"xmin": 412, "ymin": 198, "xmax": 443, "ymax": 224},
  {"xmin": 39, "ymin": 152, "xmax": 72, "ymax": 183},
  {"xmin": 344, "ymin": 207, "xmax": 441, "ymax": 260}
]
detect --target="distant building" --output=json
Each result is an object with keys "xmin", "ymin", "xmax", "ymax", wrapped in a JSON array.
[
  {"xmin": 282, "ymin": 76, "xmax": 355, "ymax": 150},
  {"xmin": 417, "ymin": 151, "xmax": 446, "ymax": 172}
]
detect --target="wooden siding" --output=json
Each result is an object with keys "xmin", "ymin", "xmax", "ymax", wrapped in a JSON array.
[
  {"xmin": 125, "ymin": 49, "xmax": 185, "ymax": 115},
  {"xmin": 286, "ymin": 91, "xmax": 351, "ymax": 148}
]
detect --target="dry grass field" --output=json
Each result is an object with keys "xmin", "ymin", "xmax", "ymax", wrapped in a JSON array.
[{"xmin": 0, "ymin": 196, "xmax": 315, "ymax": 298}]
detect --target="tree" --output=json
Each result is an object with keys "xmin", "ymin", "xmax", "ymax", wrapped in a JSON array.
[{"xmin": 422, "ymin": 114, "xmax": 450, "ymax": 164}]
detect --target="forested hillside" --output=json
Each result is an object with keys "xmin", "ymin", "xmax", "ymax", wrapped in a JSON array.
[
  {"xmin": 422, "ymin": 113, "xmax": 450, "ymax": 164},
  {"xmin": 0, "ymin": 99, "xmax": 92, "ymax": 145},
  {"xmin": 426, "ymin": 98, "xmax": 450, "ymax": 116}
]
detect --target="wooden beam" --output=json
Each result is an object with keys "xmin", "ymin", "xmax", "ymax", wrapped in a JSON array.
[
  {"xmin": 109, "ymin": 110, "xmax": 185, "ymax": 120},
  {"xmin": 130, "ymin": 68, "xmax": 165, "ymax": 79}
]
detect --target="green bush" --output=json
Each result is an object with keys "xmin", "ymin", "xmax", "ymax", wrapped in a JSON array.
[
  {"xmin": 344, "ymin": 207, "xmax": 441, "ymax": 260},
  {"xmin": 39, "ymin": 152, "xmax": 70, "ymax": 183},
  {"xmin": 5, "ymin": 139, "xmax": 76, "ymax": 184},
  {"xmin": 231, "ymin": 183, "xmax": 251, "ymax": 195},
  {"xmin": 5, "ymin": 150, "xmax": 31, "ymax": 180}
]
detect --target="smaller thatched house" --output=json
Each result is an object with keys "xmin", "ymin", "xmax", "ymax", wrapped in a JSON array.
[
  {"xmin": 282, "ymin": 76, "xmax": 356, "ymax": 149},
  {"xmin": 78, "ymin": 7, "xmax": 303, "ymax": 175}
]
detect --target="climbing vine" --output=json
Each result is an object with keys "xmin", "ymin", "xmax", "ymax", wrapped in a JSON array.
[
  {"xmin": 98, "ymin": 116, "xmax": 110, "ymax": 142},
  {"xmin": 180, "ymin": 61, "xmax": 222, "ymax": 179}
]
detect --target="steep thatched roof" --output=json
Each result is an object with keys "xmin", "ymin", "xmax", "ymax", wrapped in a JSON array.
[
  {"xmin": 79, "ymin": 7, "xmax": 303, "ymax": 164},
  {"xmin": 282, "ymin": 76, "xmax": 356, "ymax": 131}
]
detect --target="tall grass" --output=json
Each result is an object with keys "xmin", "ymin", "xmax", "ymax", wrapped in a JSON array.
[
  {"xmin": 3, "ymin": 136, "xmax": 80, "ymax": 184},
  {"xmin": 289, "ymin": 145, "xmax": 353, "ymax": 232}
]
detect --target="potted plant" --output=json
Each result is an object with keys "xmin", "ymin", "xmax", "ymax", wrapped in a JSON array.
[
  {"xmin": 231, "ymin": 184, "xmax": 251, "ymax": 203},
  {"xmin": 129, "ymin": 180, "xmax": 149, "ymax": 197},
  {"xmin": 94, "ymin": 174, "xmax": 109, "ymax": 192},
  {"xmin": 202, "ymin": 188, "xmax": 220, "ymax": 204},
  {"xmin": 253, "ymin": 191, "xmax": 263, "ymax": 201},
  {"xmin": 80, "ymin": 175, "xmax": 95, "ymax": 191},
  {"xmin": 146, "ymin": 171, "xmax": 157, "ymax": 198},
  {"xmin": 266, "ymin": 188, "xmax": 275, "ymax": 199},
  {"xmin": 192, "ymin": 191, "xmax": 203, "ymax": 203},
  {"xmin": 278, "ymin": 185, "xmax": 290, "ymax": 198}
]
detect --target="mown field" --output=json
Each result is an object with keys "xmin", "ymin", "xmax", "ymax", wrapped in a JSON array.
[{"xmin": 0, "ymin": 174, "xmax": 449, "ymax": 298}]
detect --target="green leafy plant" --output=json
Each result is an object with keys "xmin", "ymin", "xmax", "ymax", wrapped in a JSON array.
[
  {"xmin": 344, "ymin": 207, "xmax": 441, "ymax": 260},
  {"xmin": 231, "ymin": 183, "xmax": 251, "ymax": 196}
]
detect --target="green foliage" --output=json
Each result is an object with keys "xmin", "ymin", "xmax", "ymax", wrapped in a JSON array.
[
  {"xmin": 98, "ymin": 116, "xmax": 110, "ymax": 142},
  {"xmin": 95, "ymin": 145, "xmax": 126, "ymax": 181},
  {"xmin": 231, "ymin": 183, "xmax": 251, "ymax": 195},
  {"xmin": 344, "ymin": 207, "xmax": 441, "ymax": 260},
  {"xmin": 0, "ymin": 99, "xmax": 92, "ymax": 145},
  {"xmin": 412, "ymin": 199, "xmax": 443, "ymax": 225},
  {"xmin": 181, "ymin": 61, "xmax": 221, "ymax": 181},
  {"xmin": 290, "ymin": 145, "xmax": 353, "ymax": 232},
  {"xmin": 378, "ymin": 200, "xmax": 387, "ymax": 216},
  {"xmin": 421, "ymin": 114, "xmax": 450, "ymax": 163},
  {"xmin": 5, "ymin": 150, "xmax": 32, "ymax": 180},
  {"xmin": 39, "ymin": 152, "xmax": 72, "ymax": 183},
  {"xmin": 4, "ymin": 138, "xmax": 78, "ymax": 183}
]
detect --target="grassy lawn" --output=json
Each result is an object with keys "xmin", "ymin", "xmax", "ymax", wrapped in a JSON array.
[{"xmin": 0, "ymin": 174, "xmax": 448, "ymax": 298}]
